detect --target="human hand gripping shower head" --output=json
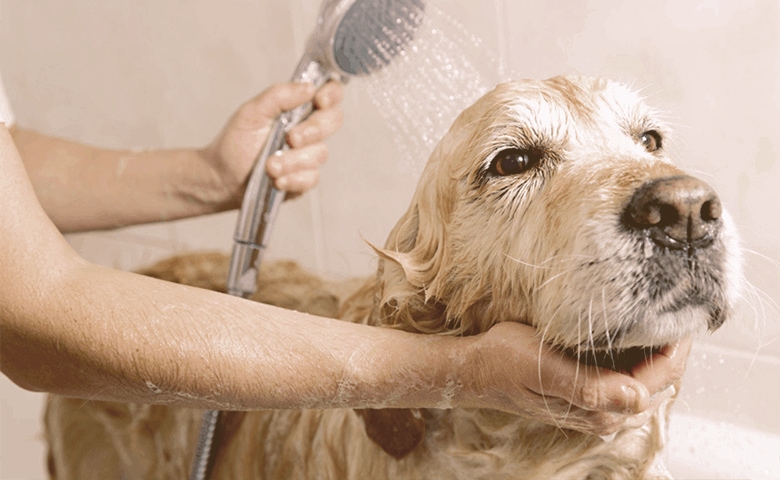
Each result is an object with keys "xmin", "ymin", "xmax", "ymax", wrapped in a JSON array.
[
  {"xmin": 227, "ymin": 0, "xmax": 426, "ymax": 298},
  {"xmin": 191, "ymin": 2, "xmax": 426, "ymax": 479}
]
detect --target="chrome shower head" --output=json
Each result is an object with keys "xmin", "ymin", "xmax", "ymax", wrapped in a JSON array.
[
  {"xmin": 294, "ymin": 0, "xmax": 426, "ymax": 83},
  {"xmin": 332, "ymin": 0, "xmax": 426, "ymax": 75},
  {"xmin": 227, "ymin": 0, "xmax": 428, "ymax": 299}
]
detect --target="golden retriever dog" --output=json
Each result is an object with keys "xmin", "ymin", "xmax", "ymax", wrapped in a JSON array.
[{"xmin": 45, "ymin": 76, "xmax": 741, "ymax": 479}]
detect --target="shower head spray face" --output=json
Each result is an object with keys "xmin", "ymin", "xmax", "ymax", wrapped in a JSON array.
[
  {"xmin": 298, "ymin": 0, "xmax": 426, "ymax": 81},
  {"xmin": 332, "ymin": 0, "xmax": 426, "ymax": 75}
]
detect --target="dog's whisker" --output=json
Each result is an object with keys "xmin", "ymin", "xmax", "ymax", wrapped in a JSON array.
[
  {"xmin": 743, "ymin": 247, "xmax": 780, "ymax": 271},
  {"xmin": 536, "ymin": 264, "xmax": 589, "ymax": 292},
  {"xmin": 538, "ymin": 322, "xmax": 570, "ymax": 437},
  {"xmin": 734, "ymin": 279, "xmax": 779, "ymax": 356},
  {"xmin": 586, "ymin": 297, "xmax": 596, "ymax": 358},
  {"xmin": 600, "ymin": 289, "xmax": 613, "ymax": 355},
  {"xmin": 560, "ymin": 339, "xmax": 579, "ymax": 435},
  {"xmin": 75, "ymin": 388, "xmax": 113, "ymax": 414},
  {"xmin": 502, "ymin": 252, "xmax": 551, "ymax": 269},
  {"xmin": 543, "ymin": 299, "xmax": 571, "ymax": 348},
  {"xmin": 503, "ymin": 252, "xmax": 597, "ymax": 270}
]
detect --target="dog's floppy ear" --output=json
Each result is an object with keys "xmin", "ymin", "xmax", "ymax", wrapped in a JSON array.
[
  {"xmin": 369, "ymin": 146, "xmax": 460, "ymax": 334},
  {"xmin": 356, "ymin": 409, "xmax": 426, "ymax": 459}
]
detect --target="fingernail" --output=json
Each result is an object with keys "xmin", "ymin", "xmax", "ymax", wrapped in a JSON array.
[{"xmin": 622, "ymin": 385, "xmax": 640, "ymax": 413}]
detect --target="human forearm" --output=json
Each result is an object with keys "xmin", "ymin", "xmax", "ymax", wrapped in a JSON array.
[
  {"xmin": 10, "ymin": 82, "xmax": 343, "ymax": 233},
  {"xmin": 1, "ymin": 253, "xmax": 464, "ymax": 411},
  {"xmin": 12, "ymin": 127, "xmax": 227, "ymax": 232},
  {"xmin": 1, "ymin": 121, "xmax": 459, "ymax": 413}
]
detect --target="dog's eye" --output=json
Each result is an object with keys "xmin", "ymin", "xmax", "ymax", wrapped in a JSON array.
[
  {"xmin": 489, "ymin": 148, "xmax": 542, "ymax": 176},
  {"xmin": 640, "ymin": 130, "xmax": 662, "ymax": 152}
]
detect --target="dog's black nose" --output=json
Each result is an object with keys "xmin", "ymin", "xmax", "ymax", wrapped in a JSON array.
[{"xmin": 623, "ymin": 175, "xmax": 722, "ymax": 248}]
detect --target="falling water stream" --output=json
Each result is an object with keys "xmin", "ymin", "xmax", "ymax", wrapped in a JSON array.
[{"xmin": 355, "ymin": 2, "xmax": 499, "ymax": 178}]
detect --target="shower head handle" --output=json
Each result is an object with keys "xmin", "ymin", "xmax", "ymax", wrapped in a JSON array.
[{"xmin": 225, "ymin": 61, "xmax": 332, "ymax": 298}]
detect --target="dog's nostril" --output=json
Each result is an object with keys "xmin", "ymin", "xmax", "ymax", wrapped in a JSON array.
[
  {"xmin": 701, "ymin": 198, "xmax": 722, "ymax": 222},
  {"xmin": 624, "ymin": 175, "xmax": 721, "ymax": 248}
]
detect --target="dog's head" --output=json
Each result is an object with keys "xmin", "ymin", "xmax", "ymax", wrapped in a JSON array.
[{"xmin": 374, "ymin": 75, "xmax": 741, "ymax": 361}]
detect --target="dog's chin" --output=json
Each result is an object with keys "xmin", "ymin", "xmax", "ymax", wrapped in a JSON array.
[
  {"xmin": 564, "ymin": 305, "xmax": 715, "ymax": 372},
  {"xmin": 571, "ymin": 346, "xmax": 663, "ymax": 373}
]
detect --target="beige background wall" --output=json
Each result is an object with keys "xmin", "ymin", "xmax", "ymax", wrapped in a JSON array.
[{"xmin": 1, "ymin": 1, "xmax": 778, "ymax": 478}]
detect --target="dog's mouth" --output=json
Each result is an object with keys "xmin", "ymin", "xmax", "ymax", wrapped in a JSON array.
[{"xmin": 568, "ymin": 345, "xmax": 667, "ymax": 373}]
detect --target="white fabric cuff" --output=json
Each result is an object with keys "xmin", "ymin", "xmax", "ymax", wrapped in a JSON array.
[{"xmin": 0, "ymin": 73, "xmax": 16, "ymax": 127}]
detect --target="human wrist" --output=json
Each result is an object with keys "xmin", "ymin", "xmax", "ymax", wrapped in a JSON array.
[
  {"xmin": 336, "ymin": 330, "xmax": 469, "ymax": 410},
  {"xmin": 447, "ymin": 334, "xmax": 492, "ymax": 410},
  {"xmin": 447, "ymin": 326, "xmax": 530, "ymax": 413},
  {"xmin": 189, "ymin": 145, "xmax": 242, "ymax": 212},
  {"xmin": 401, "ymin": 333, "xmax": 481, "ymax": 410}
]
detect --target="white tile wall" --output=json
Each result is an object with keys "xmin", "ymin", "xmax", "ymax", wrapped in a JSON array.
[{"xmin": 1, "ymin": 1, "xmax": 778, "ymax": 478}]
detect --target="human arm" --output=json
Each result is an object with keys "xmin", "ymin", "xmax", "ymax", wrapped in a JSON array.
[{"xmin": 11, "ymin": 82, "xmax": 343, "ymax": 233}]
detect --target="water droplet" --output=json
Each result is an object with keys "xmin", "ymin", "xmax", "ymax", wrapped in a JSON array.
[{"xmin": 357, "ymin": 3, "xmax": 497, "ymax": 178}]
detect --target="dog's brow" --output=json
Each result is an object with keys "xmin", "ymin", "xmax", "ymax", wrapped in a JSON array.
[
  {"xmin": 545, "ymin": 78, "xmax": 600, "ymax": 117},
  {"xmin": 596, "ymin": 83, "xmax": 667, "ymax": 137},
  {"xmin": 504, "ymin": 101, "xmax": 575, "ymax": 150}
]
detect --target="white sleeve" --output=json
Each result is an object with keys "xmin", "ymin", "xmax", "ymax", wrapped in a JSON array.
[{"xmin": 0, "ymin": 72, "xmax": 15, "ymax": 127}]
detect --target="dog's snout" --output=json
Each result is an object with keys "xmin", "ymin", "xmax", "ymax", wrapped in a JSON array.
[{"xmin": 623, "ymin": 175, "xmax": 722, "ymax": 248}]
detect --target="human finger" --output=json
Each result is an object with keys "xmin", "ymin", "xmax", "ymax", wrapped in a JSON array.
[
  {"xmin": 621, "ymin": 384, "xmax": 677, "ymax": 430},
  {"xmin": 286, "ymin": 105, "xmax": 344, "ymax": 149},
  {"xmin": 522, "ymin": 334, "xmax": 652, "ymax": 415},
  {"xmin": 547, "ymin": 374, "xmax": 678, "ymax": 436},
  {"xmin": 516, "ymin": 385, "xmax": 628, "ymax": 436},
  {"xmin": 629, "ymin": 338, "xmax": 692, "ymax": 396},
  {"xmin": 518, "ymin": 382, "xmax": 673, "ymax": 436},
  {"xmin": 266, "ymin": 145, "xmax": 327, "ymax": 194},
  {"xmin": 237, "ymin": 83, "xmax": 317, "ymax": 127},
  {"xmin": 273, "ymin": 169, "xmax": 320, "ymax": 194},
  {"xmin": 313, "ymin": 81, "xmax": 345, "ymax": 110},
  {"xmin": 266, "ymin": 144, "xmax": 327, "ymax": 179}
]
